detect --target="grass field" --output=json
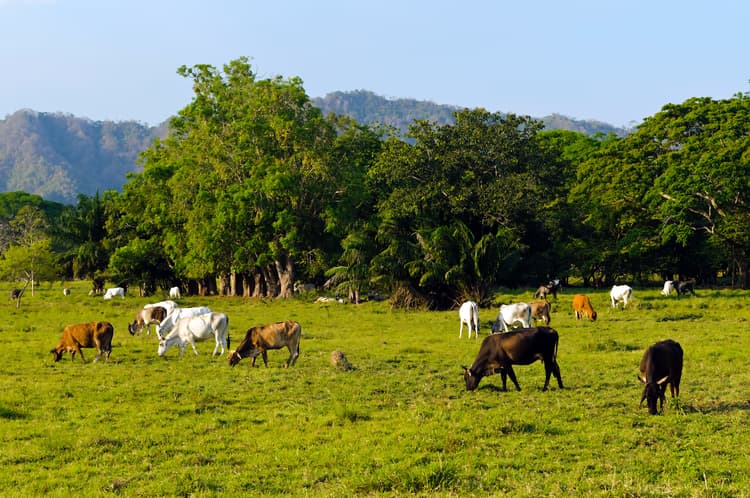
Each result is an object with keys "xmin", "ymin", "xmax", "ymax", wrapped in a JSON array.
[{"xmin": 0, "ymin": 282, "xmax": 748, "ymax": 497}]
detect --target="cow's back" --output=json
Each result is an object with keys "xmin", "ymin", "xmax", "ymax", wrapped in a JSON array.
[
  {"xmin": 253, "ymin": 320, "xmax": 301, "ymax": 348},
  {"xmin": 640, "ymin": 339, "xmax": 683, "ymax": 380}
]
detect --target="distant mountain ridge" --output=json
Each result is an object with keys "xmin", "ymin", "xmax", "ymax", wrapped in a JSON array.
[{"xmin": 0, "ymin": 92, "xmax": 627, "ymax": 204}]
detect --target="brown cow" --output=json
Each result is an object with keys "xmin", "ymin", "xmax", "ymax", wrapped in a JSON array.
[
  {"xmin": 572, "ymin": 294, "xmax": 597, "ymax": 321},
  {"xmin": 228, "ymin": 320, "xmax": 301, "ymax": 368},
  {"xmin": 529, "ymin": 300, "xmax": 551, "ymax": 325},
  {"xmin": 50, "ymin": 322, "xmax": 114, "ymax": 363}
]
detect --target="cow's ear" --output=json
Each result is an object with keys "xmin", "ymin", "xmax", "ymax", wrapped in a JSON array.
[
  {"xmin": 462, "ymin": 365, "xmax": 471, "ymax": 376},
  {"xmin": 656, "ymin": 375, "xmax": 669, "ymax": 385},
  {"xmin": 637, "ymin": 375, "xmax": 646, "ymax": 384}
]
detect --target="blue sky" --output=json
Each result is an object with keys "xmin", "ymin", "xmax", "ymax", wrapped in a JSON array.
[{"xmin": 1, "ymin": 0, "xmax": 747, "ymax": 127}]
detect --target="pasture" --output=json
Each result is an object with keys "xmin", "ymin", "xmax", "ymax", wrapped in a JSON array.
[{"xmin": 0, "ymin": 282, "xmax": 749, "ymax": 496}]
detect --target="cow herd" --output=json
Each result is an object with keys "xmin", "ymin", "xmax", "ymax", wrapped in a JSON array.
[
  {"xmin": 49, "ymin": 298, "xmax": 302, "ymax": 370},
  {"xmin": 460, "ymin": 281, "xmax": 686, "ymax": 415}
]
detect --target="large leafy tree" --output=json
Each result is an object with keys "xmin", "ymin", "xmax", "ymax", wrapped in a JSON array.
[
  {"xmin": 125, "ymin": 57, "xmax": 338, "ymax": 297},
  {"xmin": 368, "ymin": 109, "xmax": 550, "ymax": 309}
]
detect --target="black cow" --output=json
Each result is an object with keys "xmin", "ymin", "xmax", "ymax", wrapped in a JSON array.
[
  {"xmin": 638, "ymin": 339, "xmax": 683, "ymax": 415},
  {"xmin": 675, "ymin": 280, "xmax": 696, "ymax": 296},
  {"xmin": 462, "ymin": 327, "xmax": 564, "ymax": 392}
]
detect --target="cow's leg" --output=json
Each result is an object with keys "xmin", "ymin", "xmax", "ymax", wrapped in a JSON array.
[
  {"xmin": 459, "ymin": 321, "xmax": 463, "ymax": 338},
  {"xmin": 190, "ymin": 339, "xmax": 199, "ymax": 355},
  {"xmin": 500, "ymin": 369, "xmax": 508, "ymax": 391},
  {"xmin": 262, "ymin": 350, "xmax": 269, "ymax": 367},
  {"xmin": 553, "ymin": 361, "xmax": 564, "ymax": 389},
  {"xmin": 286, "ymin": 345, "xmax": 299, "ymax": 367},
  {"xmin": 251, "ymin": 355, "xmax": 258, "ymax": 367},
  {"xmin": 75, "ymin": 345, "xmax": 86, "ymax": 363},
  {"xmin": 505, "ymin": 365, "xmax": 521, "ymax": 391}
]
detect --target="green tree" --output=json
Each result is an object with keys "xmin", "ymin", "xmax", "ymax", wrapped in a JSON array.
[{"xmin": 0, "ymin": 239, "xmax": 59, "ymax": 307}]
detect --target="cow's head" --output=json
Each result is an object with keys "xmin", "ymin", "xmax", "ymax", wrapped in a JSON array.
[
  {"xmin": 463, "ymin": 366, "xmax": 480, "ymax": 391},
  {"xmin": 127, "ymin": 321, "xmax": 138, "ymax": 335},
  {"xmin": 639, "ymin": 375, "xmax": 668, "ymax": 415},
  {"xmin": 50, "ymin": 348, "xmax": 63, "ymax": 362},
  {"xmin": 228, "ymin": 350, "xmax": 242, "ymax": 367},
  {"xmin": 590, "ymin": 311, "xmax": 598, "ymax": 321}
]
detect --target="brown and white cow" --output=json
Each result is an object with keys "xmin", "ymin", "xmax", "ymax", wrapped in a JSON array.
[
  {"xmin": 639, "ymin": 339, "xmax": 683, "ymax": 415},
  {"xmin": 529, "ymin": 300, "xmax": 551, "ymax": 326},
  {"xmin": 228, "ymin": 320, "xmax": 301, "ymax": 368},
  {"xmin": 572, "ymin": 294, "xmax": 597, "ymax": 321},
  {"xmin": 462, "ymin": 327, "xmax": 563, "ymax": 392},
  {"xmin": 128, "ymin": 306, "xmax": 168, "ymax": 336},
  {"xmin": 50, "ymin": 321, "xmax": 114, "ymax": 363}
]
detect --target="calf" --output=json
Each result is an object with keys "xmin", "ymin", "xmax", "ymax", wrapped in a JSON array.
[
  {"xmin": 638, "ymin": 339, "xmax": 683, "ymax": 415},
  {"xmin": 50, "ymin": 321, "xmax": 114, "ymax": 363},
  {"xmin": 228, "ymin": 320, "xmax": 301, "ymax": 368},
  {"xmin": 462, "ymin": 327, "xmax": 563, "ymax": 392},
  {"xmin": 572, "ymin": 294, "xmax": 597, "ymax": 321},
  {"xmin": 459, "ymin": 301, "xmax": 480, "ymax": 339},
  {"xmin": 529, "ymin": 300, "xmax": 551, "ymax": 326},
  {"xmin": 491, "ymin": 303, "xmax": 532, "ymax": 333},
  {"xmin": 128, "ymin": 306, "xmax": 168, "ymax": 335}
]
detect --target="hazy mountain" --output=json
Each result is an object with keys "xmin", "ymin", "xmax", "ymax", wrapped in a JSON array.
[
  {"xmin": 313, "ymin": 90, "xmax": 630, "ymax": 137},
  {"xmin": 0, "ymin": 110, "xmax": 166, "ymax": 204},
  {"xmin": 0, "ymin": 92, "xmax": 628, "ymax": 204}
]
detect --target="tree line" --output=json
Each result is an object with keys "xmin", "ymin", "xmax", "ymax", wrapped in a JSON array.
[{"xmin": 2, "ymin": 57, "xmax": 749, "ymax": 309}]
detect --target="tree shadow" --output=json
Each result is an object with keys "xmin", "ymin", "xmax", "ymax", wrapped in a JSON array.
[{"xmin": 679, "ymin": 399, "xmax": 750, "ymax": 414}]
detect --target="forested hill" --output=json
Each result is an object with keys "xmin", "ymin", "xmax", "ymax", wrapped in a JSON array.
[
  {"xmin": 0, "ymin": 92, "xmax": 627, "ymax": 204},
  {"xmin": 313, "ymin": 90, "xmax": 630, "ymax": 136},
  {"xmin": 0, "ymin": 110, "xmax": 167, "ymax": 204}
]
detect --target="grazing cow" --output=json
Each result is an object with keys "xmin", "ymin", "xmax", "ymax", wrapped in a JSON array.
[
  {"xmin": 491, "ymin": 303, "xmax": 532, "ymax": 333},
  {"xmin": 462, "ymin": 327, "xmax": 563, "ymax": 392},
  {"xmin": 610, "ymin": 285, "xmax": 633, "ymax": 309},
  {"xmin": 63, "ymin": 288, "xmax": 71, "ymax": 296},
  {"xmin": 50, "ymin": 321, "xmax": 114, "ymax": 363},
  {"xmin": 228, "ymin": 320, "xmax": 302, "ymax": 368},
  {"xmin": 572, "ymin": 294, "xmax": 597, "ymax": 321},
  {"xmin": 157, "ymin": 312, "xmax": 229, "ymax": 357},
  {"xmin": 9, "ymin": 288, "xmax": 22, "ymax": 300},
  {"xmin": 675, "ymin": 280, "xmax": 696, "ymax": 296},
  {"xmin": 90, "ymin": 277, "xmax": 104, "ymax": 295},
  {"xmin": 103, "ymin": 287, "xmax": 125, "ymax": 300},
  {"xmin": 529, "ymin": 300, "xmax": 551, "ymax": 326},
  {"xmin": 638, "ymin": 339, "xmax": 683, "ymax": 415},
  {"xmin": 157, "ymin": 306, "xmax": 212, "ymax": 337},
  {"xmin": 169, "ymin": 286, "xmax": 181, "ymax": 299},
  {"xmin": 128, "ymin": 306, "xmax": 168, "ymax": 336},
  {"xmin": 661, "ymin": 280, "xmax": 675, "ymax": 296},
  {"xmin": 315, "ymin": 296, "xmax": 345, "ymax": 303},
  {"xmin": 459, "ymin": 301, "xmax": 480, "ymax": 339},
  {"xmin": 533, "ymin": 279, "xmax": 562, "ymax": 300}
]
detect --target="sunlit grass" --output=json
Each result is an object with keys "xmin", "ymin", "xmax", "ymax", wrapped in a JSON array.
[{"xmin": 0, "ymin": 282, "xmax": 748, "ymax": 496}]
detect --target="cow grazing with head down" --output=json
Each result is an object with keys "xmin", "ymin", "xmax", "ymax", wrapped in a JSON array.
[
  {"xmin": 639, "ymin": 339, "xmax": 683, "ymax": 415},
  {"xmin": 103, "ymin": 287, "xmax": 125, "ymax": 300},
  {"xmin": 228, "ymin": 320, "xmax": 301, "ymax": 368},
  {"xmin": 491, "ymin": 303, "xmax": 532, "ymax": 333},
  {"xmin": 459, "ymin": 301, "xmax": 480, "ymax": 340},
  {"xmin": 529, "ymin": 300, "xmax": 551, "ymax": 326},
  {"xmin": 675, "ymin": 280, "xmax": 696, "ymax": 296},
  {"xmin": 610, "ymin": 285, "xmax": 633, "ymax": 309},
  {"xmin": 157, "ymin": 312, "xmax": 228, "ymax": 357},
  {"xmin": 128, "ymin": 306, "xmax": 168, "ymax": 336},
  {"xmin": 463, "ymin": 327, "xmax": 563, "ymax": 392},
  {"xmin": 50, "ymin": 321, "xmax": 113, "ymax": 363},
  {"xmin": 572, "ymin": 294, "xmax": 597, "ymax": 321}
]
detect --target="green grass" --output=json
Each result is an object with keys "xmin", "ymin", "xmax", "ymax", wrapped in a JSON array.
[{"xmin": 1, "ymin": 282, "xmax": 749, "ymax": 496}]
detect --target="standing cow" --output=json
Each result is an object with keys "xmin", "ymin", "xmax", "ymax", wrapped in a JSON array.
[
  {"xmin": 228, "ymin": 320, "xmax": 302, "ymax": 368},
  {"xmin": 458, "ymin": 301, "xmax": 480, "ymax": 340},
  {"xmin": 529, "ymin": 300, "xmax": 551, "ymax": 326},
  {"xmin": 491, "ymin": 303, "xmax": 532, "ymax": 333},
  {"xmin": 462, "ymin": 327, "xmax": 563, "ymax": 392},
  {"xmin": 610, "ymin": 285, "xmax": 633, "ymax": 309},
  {"xmin": 639, "ymin": 339, "xmax": 683, "ymax": 415},
  {"xmin": 50, "ymin": 321, "xmax": 114, "ymax": 363}
]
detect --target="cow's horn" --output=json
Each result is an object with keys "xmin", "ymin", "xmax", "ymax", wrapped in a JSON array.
[
  {"xmin": 637, "ymin": 375, "xmax": 646, "ymax": 384},
  {"xmin": 656, "ymin": 375, "xmax": 669, "ymax": 385}
]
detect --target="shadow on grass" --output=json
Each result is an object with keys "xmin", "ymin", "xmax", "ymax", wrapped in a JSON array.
[{"xmin": 681, "ymin": 399, "xmax": 750, "ymax": 414}]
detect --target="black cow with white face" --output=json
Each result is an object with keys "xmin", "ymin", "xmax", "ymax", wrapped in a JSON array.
[
  {"xmin": 638, "ymin": 339, "xmax": 683, "ymax": 415},
  {"xmin": 462, "ymin": 327, "xmax": 563, "ymax": 392}
]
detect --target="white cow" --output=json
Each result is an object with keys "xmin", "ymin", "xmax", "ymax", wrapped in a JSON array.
[
  {"xmin": 102, "ymin": 287, "xmax": 125, "ymax": 300},
  {"xmin": 169, "ymin": 286, "xmax": 181, "ymax": 299},
  {"xmin": 610, "ymin": 285, "xmax": 633, "ymax": 309},
  {"xmin": 157, "ymin": 312, "xmax": 229, "ymax": 357},
  {"xmin": 459, "ymin": 301, "xmax": 480, "ymax": 340},
  {"xmin": 661, "ymin": 280, "xmax": 675, "ymax": 296},
  {"xmin": 492, "ymin": 302, "xmax": 532, "ymax": 333},
  {"xmin": 158, "ymin": 306, "xmax": 213, "ymax": 338}
]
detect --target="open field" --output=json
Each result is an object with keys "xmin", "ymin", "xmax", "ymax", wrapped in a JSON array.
[{"xmin": 1, "ymin": 282, "xmax": 749, "ymax": 496}]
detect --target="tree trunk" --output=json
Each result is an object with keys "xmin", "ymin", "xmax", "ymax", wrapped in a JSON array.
[
  {"xmin": 275, "ymin": 254, "xmax": 294, "ymax": 299},
  {"xmin": 219, "ymin": 273, "xmax": 231, "ymax": 296},
  {"xmin": 251, "ymin": 272, "xmax": 264, "ymax": 298},
  {"xmin": 261, "ymin": 267, "xmax": 278, "ymax": 298}
]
